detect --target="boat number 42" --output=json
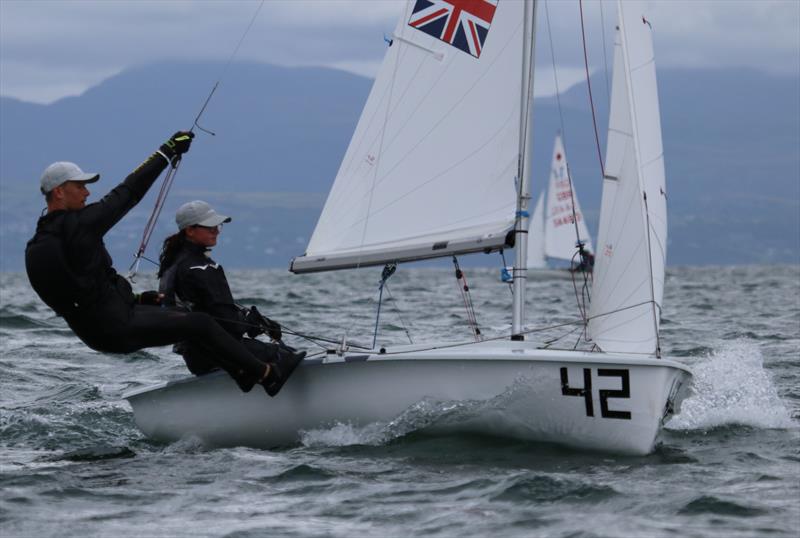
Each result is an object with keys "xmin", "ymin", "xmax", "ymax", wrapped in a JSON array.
[{"xmin": 560, "ymin": 368, "xmax": 631, "ymax": 420}]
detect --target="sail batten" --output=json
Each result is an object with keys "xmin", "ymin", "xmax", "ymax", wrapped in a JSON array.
[{"xmin": 292, "ymin": 0, "xmax": 527, "ymax": 274}]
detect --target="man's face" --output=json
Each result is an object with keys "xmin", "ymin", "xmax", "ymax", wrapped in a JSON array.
[{"xmin": 55, "ymin": 181, "xmax": 90, "ymax": 210}]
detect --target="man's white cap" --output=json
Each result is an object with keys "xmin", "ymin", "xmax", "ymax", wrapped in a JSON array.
[
  {"xmin": 40, "ymin": 161, "xmax": 99, "ymax": 194},
  {"xmin": 176, "ymin": 200, "xmax": 232, "ymax": 230}
]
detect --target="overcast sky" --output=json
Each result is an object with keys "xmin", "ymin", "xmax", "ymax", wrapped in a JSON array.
[{"xmin": 1, "ymin": 0, "xmax": 798, "ymax": 104}]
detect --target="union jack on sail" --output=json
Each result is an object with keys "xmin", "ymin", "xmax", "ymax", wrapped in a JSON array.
[{"xmin": 408, "ymin": 0, "xmax": 498, "ymax": 59}]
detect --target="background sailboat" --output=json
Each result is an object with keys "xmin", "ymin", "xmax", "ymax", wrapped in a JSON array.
[
  {"xmin": 126, "ymin": 0, "xmax": 691, "ymax": 455},
  {"xmin": 528, "ymin": 134, "xmax": 594, "ymax": 270}
]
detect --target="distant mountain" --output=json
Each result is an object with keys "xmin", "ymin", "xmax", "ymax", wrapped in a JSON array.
[
  {"xmin": 1, "ymin": 61, "xmax": 798, "ymax": 272},
  {"xmin": 0, "ymin": 62, "xmax": 370, "ymax": 193}
]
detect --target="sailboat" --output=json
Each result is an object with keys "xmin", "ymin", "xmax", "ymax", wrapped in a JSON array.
[
  {"xmin": 528, "ymin": 134, "xmax": 593, "ymax": 270},
  {"xmin": 125, "ymin": 0, "xmax": 691, "ymax": 455}
]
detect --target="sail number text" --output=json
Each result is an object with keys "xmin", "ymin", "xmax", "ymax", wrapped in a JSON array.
[{"xmin": 559, "ymin": 367, "xmax": 631, "ymax": 420}]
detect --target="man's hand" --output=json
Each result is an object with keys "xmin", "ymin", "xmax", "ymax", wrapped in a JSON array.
[{"xmin": 159, "ymin": 131, "xmax": 195, "ymax": 162}]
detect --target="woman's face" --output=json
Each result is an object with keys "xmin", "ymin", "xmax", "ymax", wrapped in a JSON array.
[{"xmin": 185, "ymin": 224, "xmax": 221, "ymax": 247}]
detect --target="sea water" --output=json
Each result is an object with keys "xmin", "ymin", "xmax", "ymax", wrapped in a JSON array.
[{"xmin": 1, "ymin": 265, "xmax": 798, "ymax": 538}]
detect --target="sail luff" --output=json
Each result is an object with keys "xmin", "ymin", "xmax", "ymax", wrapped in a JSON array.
[
  {"xmin": 616, "ymin": 1, "xmax": 661, "ymax": 355},
  {"xmin": 512, "ymin": 0, "xmax": 538, "ymax": 338}
]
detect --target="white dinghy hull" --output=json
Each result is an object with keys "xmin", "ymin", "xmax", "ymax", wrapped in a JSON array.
[{"xmin": 125, "ymin": 342, "xmax": 690, "ymax": 455}]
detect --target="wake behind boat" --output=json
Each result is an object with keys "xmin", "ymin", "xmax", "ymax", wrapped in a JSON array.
[{"xmin": 126, "ymin": 0, "xmax": 691, "ymax": 455}]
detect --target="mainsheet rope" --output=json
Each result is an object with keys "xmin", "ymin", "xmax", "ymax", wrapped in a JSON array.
[
  {"xmin": 373, "ymin": 263, "xmax": 397, "ymax": 348},
  {"xmin": 382, "ymin": 282, "xmax": 414, "ymax": 345},
  {"xmin": 371, "ymin": 264, "xmax": 415, "ymax": 347}
]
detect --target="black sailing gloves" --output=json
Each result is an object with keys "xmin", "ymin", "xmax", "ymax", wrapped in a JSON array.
[
  {"xmin": 159, "ymin": 131, "xmax": 195, "ymax": 164},
  {"xmin": 245, "ymin": 306, "xmax": 283, "ymax": 342},
  {"xmin": 262, "ymin": 317, "xmax": 283, "ymax": 342}
]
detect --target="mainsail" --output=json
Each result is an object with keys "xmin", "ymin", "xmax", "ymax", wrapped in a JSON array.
[
  {"xmin": 291, "ymin": 0, "xmax": 527, "ymax": 273},
  {"xmin": 588, "ymin": 2, "xmax": 667, "ymax": 355}
]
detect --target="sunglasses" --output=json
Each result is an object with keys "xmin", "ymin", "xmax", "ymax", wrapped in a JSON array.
[{"xmin": 192, "ymin": 224, "xmax": 222, "ymax": 231}]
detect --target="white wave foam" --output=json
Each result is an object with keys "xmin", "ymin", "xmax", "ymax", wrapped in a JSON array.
[
  {"xmin": 164, "ymin": 434, "xmax": 208, "ymax": 453},
  {"xmin": 298, "ymin": 398, "xmax": 466, "ymax": 447},
  {"xmin": 299, "ymin": 421, "xmax": 389, "ymax": 447},
  {"xmin": 667, "ymin": 340, "xmax": 795, "ymax": 430},
  {"xmin": 298, "ymin": 381, "xmax": 543, "ymax": 448}
]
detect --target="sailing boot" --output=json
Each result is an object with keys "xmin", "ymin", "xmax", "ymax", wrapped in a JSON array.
[
  {"xmin": 260, "ymin": 349, "xmax": 306, "ymax": 397},
  {"xmin": 233, "ymin": 373, "xmax": 257, "ymax": 393},
  {"xmin": 230, "ymin": 365, "xmax": 263, "ymax": 393}
]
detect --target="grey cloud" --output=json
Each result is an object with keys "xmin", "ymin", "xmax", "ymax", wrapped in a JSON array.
[
  {"xmin": 1, "ymin": 0, "xmax": 797, "ymax": 104},
  {"xmin": 0, "ymin": 0, "xmax": 399, "ymax": 102}
]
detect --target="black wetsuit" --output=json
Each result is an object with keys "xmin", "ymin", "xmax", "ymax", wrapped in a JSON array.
[
  {"xmin": 158, "ymin": 240, "xmax": 282, "ymax": 375},
  {"xmin": 24, "ymin": 153, "xmax": 267, "ymax": 385}
]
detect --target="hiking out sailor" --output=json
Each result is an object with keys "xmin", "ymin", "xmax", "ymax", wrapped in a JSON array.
[
  {"xmin": 24, "ymin": 132, "xmax": 295, "ymax": 396},
  {"xmin": 157, "ymin": 200, "xmax": 305, "ymax": 396}
]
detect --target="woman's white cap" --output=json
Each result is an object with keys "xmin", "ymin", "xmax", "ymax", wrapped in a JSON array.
[{"xmin": 176, "ymin": 200, "xmax": 232, "ymax": 230}]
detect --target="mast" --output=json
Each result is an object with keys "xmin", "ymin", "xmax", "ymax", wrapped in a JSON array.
[{"xmin": 512, "ymin": 0, "xmax": 538, "ymax": 339}]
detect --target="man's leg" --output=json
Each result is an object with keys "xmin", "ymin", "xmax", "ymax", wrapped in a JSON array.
[{"xmin": 241, "ymin": 338, "xmax": 282, "ymax": 363}]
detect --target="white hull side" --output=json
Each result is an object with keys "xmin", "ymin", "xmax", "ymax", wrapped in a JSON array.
[{"xmin": 125, "ymin": 343, "xmax": 690, "ymax": 455}]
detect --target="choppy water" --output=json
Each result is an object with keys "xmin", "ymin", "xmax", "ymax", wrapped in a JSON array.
[{"xmin": 1, "ymin": 265, "xmax": 798, "ymax": 538}]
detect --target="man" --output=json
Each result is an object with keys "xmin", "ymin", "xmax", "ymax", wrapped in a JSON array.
[
  {"xmin": 157, "ymin": 200, "xmax": 305, "ymax": 396},
  {"xmin": 25, "ymin": 133, "xmax": 296, "ymax": 395}
]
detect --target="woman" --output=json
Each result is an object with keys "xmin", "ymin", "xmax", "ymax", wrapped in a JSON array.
[{"xmin": 158, "ymin": 200, "xmax": 304, "ymax": 397}]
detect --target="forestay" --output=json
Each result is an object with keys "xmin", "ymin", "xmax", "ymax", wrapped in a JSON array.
[
  {"xmin": 543, "ymin": 134, "xmax": 593, "ymax": 262},
  {"xmin": 588, "ymin": 1, "xmax": 667, "ymax": 355},
  {"xmin": 291, "ymin": 0, "xmax": 525, "ymax": 273}
]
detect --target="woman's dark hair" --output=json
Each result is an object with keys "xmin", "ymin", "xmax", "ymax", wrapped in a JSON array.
[{"xmin": 158, "ymin": 231, "xmax": 187, "ymax": 278}]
